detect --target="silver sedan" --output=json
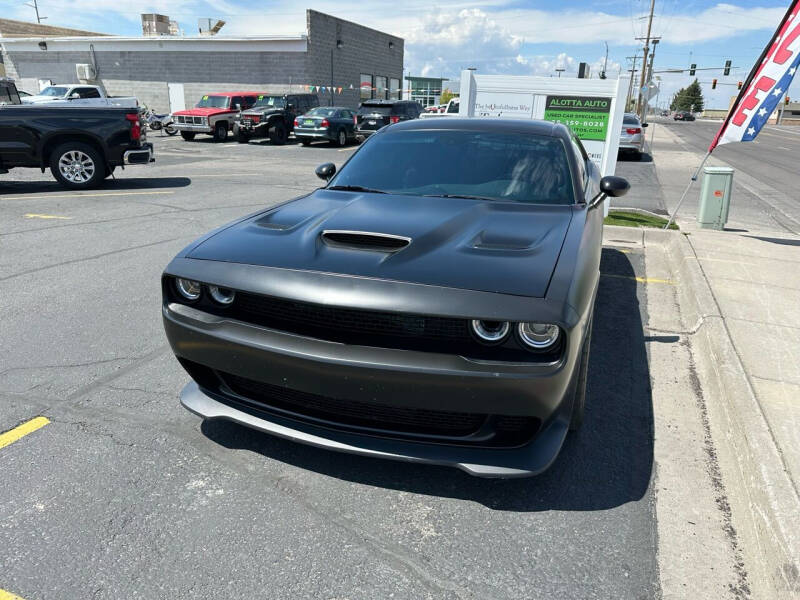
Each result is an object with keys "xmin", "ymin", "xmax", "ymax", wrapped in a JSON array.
[{"xmin": 618, "ymin": 113, "xmax": 647, "ymax": 159}]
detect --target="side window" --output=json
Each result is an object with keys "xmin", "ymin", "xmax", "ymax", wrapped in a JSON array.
[
  {"xmin": 77, "ymin": 87, "xmax": 101, "ymax": 98},
  {"xmin": 230, "ymin": 96, "xmax": 243, "ymax": 109}
]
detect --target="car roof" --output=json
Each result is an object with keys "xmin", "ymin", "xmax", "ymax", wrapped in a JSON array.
[
  {"xmin": 388, "ymin": 117, "xmax": 565, "ymax": 138},
  {"xmin": 205, "ymin": 91, "xmax": 271, "ymax": 97},
  {"xmin": 360, "ymin": 99, "xmax": 414, "ymax": 105}
]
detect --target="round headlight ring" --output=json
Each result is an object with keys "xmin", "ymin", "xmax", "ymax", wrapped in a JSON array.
[
  {"xmin": 209, "ymin": 285, "xmax": 236, "ymax": 305},
  {"xmin": 470, "ymin": 320, "xmax": 510, "ymax": 344},
  {"xmin": 517, "ymin": 322, "xmax": 560, "ymax": 350},
  {"xmin": 175, "ymin": 278, "xmax": 201, "ymax": 301}
]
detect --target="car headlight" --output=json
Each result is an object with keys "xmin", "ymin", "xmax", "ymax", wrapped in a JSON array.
[
  {"xmin": 470, "ymin": 320, "xmax": 510, "ymax": 344},
  {"xmin": 208, "ymin": 285, "xmax": 235, "ymax": 305},
  {"xmin": 175, "ymin": 278, "xmax": 201, "ymax": 301},
  {"xmin": 517, "ymin": 323, "xmax": 560, "ymax": 349}
]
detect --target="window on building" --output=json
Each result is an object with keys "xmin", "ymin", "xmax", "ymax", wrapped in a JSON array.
[
  {"xmin": 375, "ymin": 76, "xmax": 388, "ymax": 100},
  {"xmin": 389, "ymin": 77, "xmax": 400, "ymax": 100},
  {"xmin": 360, "ymin": 74, "xmax": 373, "ymax": 101}
]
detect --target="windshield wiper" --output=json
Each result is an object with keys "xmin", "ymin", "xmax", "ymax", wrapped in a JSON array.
[
  {"xmin": 327, "ymin": 185, "xmax": 387, "ymax": 194},
  {"xmin": 422, "ymin": 193, "xmax": 501, "ymax": 202}
]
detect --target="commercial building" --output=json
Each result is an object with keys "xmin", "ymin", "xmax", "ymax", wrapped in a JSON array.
[
  {"xmin": 406, "ymin": 75, "xmax": 449, "ymax": 107},
  {"xmin": 0, "ymin": 10, "xmax": 403, "ymax": 113}
]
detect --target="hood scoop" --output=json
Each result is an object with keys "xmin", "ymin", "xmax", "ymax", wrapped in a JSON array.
[{"xmin": 321, "ymin": 230, "xmax": 411, "ymax": 252}]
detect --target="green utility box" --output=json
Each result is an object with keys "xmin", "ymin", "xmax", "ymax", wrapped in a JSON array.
[{"xmin": 698, "ymin": 166, "xmax": 734, "ymax": 230}]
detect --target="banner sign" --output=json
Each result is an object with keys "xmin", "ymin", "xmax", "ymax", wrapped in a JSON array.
[
  {"xmin": 711, "ymin": 0, "xmax": 800, "ymax": 150},
  {"xmin": 543, "ymin": 95, "xmax": 611, "ymax": 140}
]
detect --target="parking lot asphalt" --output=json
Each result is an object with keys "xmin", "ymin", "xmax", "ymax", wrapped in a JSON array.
[{"xmin": 0, "ymin": 133, "xmax": 663, "ymax": 599}]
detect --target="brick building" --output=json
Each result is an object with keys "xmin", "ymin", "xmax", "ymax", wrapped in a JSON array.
[{"xmin": 0, "ymin": 10, "xmax": 403, "ymax": 113}]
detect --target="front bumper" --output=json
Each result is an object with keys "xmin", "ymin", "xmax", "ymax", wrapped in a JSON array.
[
  {"xmin": 173, "ymin": 122, "xmax": 213, "ymax": 133},
  {"xmin": 163, "ymin": 292, "xmax": 581, "ymax": 477},
  {"xmin": 124, "ymin": 143, "xmax": 154, "ymax": 165}
]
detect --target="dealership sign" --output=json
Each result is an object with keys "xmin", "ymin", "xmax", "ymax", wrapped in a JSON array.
[{"xmin": 459, "ymin": 71, "xmax": 628, "ymax": 178}]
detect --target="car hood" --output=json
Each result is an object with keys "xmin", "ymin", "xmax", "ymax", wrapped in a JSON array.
[
  {"xmin": 187, "ymin": 190, "xmax": 574, "ymax": 298},
  {"xmin": 242, "ymin": 107, "xmax": 282, "ymax": 116},
  {"xmin": 173, "ymin": 107, "xmax": 231, "ymax": 117}
]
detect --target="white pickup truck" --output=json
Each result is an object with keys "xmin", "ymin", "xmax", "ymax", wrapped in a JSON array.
[
  {"xmin": 22, "ymin": 84, "xmax": 138, "ymax": 108},
  {"xmin": 419, "ymin": 98, "xmax": 460, "ymax": 118}
]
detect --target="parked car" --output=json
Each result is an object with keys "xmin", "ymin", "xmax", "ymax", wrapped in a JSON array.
[
  {"xmin": 0, "ymin": 78, "xmax": 22, "ymax": 105},
  {"xmin": 355, "ymin": 99, "xmax": 422, "ymax": 138},
  {"xmin": 21, "ymin": 84, "xmax": 138, "ymax": 108},
  {"xmin": 419, "ymin": 97, "xmax": 460, "ymax": 118},
  {"xmin": 0, "ymin": 95, "xmax": 154, "ymax": 189},
  {"xmin": 618, "ymin": 113, "xmax": 647, "ymax": 159},
  {"xmin": 161, "ymin": 118, "xmax": 629, "ymax": 477},
  {"xmin": 673, "ymin": 110, "xmax": 695, "ymax": 121},
  {"xmin": 233, "ymin": 93, "xmax": 319, "ymax": 144},
  {"xmin": 294, "ymin": 106, "xmax": 357, "ymax": 146},
  {"xmin": 172, "ymin": 92, "xmax": 261, "ymax": 142}
]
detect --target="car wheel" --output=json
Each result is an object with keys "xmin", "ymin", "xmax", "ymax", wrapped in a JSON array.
[
  {"xmin": 180, "ymin": 131, "xmax": 196, "ymax": 141},
  {"xmin": 237, "ymin": 131, "xmax": 251, "ymax": 144},
  {"xmin": 164, "ymin": 125, "xmax": 178, "ymax": 136},
  {"xmin": 269, "ymin": 122, "xmax": 288, "ymax": 145},
  {"xmin": 213, "ymin": 122, "xmax": 228, "ymax": 142},
  {"xmin": 336, "ymin": 128, "xmax": 347, "ymax": 147},
  {"xmin": 49, "ymin": 142, "xmax": 106, "ymax": 190},
  {"xmin": 569, "ymin": 321, "xmax": 592, "ymax": 431}
]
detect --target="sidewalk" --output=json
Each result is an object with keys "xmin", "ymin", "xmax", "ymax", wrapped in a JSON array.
[{"xmin": 648, "ymin": 125, "xmax": 800, "ymax": 597}]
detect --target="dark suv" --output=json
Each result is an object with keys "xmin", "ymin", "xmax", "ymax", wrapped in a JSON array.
[
  {"xmin": 234, "ymin": 93, "xmax": 319, "ymax": 144},
  {"xmin": 355, "ymin": 100, "xmax": 423, "ymax": 139},
  {"xmin": 0, "ymin": 78, "xmax": 21, "ymax": 106}
]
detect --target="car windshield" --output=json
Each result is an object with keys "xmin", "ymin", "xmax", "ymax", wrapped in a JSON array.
[
  {"xmin": 330, "ymin": 130, "xmax": 574, "ymax": 205},
  {"xmin": 358, "ymin": 104, "xmax": 392, "ymax": 115},
  {"xmin": 254, "ymin": 95, "xmax": 286, "ymax": 108},
  {"xmin": 306, "ymin": 107, "xmax": 338, "ymax": 117},
  {"xmin": 39, "ymin": 86, "xmax": 69, "ymax": 97},
  {"xmin": 195, "ymin": 95, "xmax": 230, "ymax": 108}
]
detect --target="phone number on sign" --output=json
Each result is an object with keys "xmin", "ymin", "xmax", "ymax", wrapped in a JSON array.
[{"xmin": 550, "ymin": 119, "xmax": 605, "ymax": 128}]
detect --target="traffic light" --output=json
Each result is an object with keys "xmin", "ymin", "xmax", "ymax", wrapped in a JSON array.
[
  {"xmin": 786, "ymin": 96, "xmax": 791, "ymax": 105},
  {"xmin": 737, "ymin": 81, "xmax": 743, "ymax": 90},
  {"xmin": 724, "ymin": 60, "xmax": 731, "ymax": 76},
  {"xmin": 689, "ymin": 63, "xmax": 697, "ymax": 76},
  {"xmin": 712, "ymin": 78, "xmax": 717, "ymax": 89}
]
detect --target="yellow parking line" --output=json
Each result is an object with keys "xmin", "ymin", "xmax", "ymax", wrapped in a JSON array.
[
  {"xmin": 4, "ymin": 191, "xmax": 175, "ymax": 201},
  {"xmin": 0, "ymin": 589, "xmax": 27, "ymax": 600},
  {"xmin": 24, "ymin": 213, "xmax": 73, "ymax": 220},
  {"xmin": 602, "ymin": 273, "xmax": 675, "ymax": 285},
  {"xmin": 0, "ymin": 416, "xmax": 50, "ymax": 450}
]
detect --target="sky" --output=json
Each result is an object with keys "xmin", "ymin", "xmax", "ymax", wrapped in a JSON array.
[{"xmin": 1, "ymin": 0, "xmax": 798, "ymax": 109}]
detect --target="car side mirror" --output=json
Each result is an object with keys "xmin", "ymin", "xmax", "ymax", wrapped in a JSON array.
[
  {"xmin": 642, "ymin": 122, "xmax": 649, "ymax": 128},
  {"xmin": 590, "ymin": 176, "xmax": 630, "ymax": 208},
  {"xmin": 235, "ymin": 103, "xmax": 241, "ymax": 110},
  {"xmin": 315, "ymin": 162, "xmax": 336, "ymax": 181},
  {"xmin": 69, "ymin": 92, "xmax": 81, "ymax": 100}
]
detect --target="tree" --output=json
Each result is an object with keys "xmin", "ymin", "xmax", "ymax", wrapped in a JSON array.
[
  {"xmin": 671, "ymin": 79, "xmax": 705, "ymax": 112},
  {"xmin": 439, "ymin": 88, "xmax": 455, "ymax": 104}
]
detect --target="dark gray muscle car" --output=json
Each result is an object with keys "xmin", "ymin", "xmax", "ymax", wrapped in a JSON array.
[{"xmin": 162, "ymin": 118, "xmax": 629, "ymax": 477}]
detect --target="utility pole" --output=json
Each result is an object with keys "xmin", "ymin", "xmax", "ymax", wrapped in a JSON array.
[
  {"xmin": 636, "ymin": 0, "xmax": 657, "ymax": 117},
  {"xmin": 601, "ymin": 41, "xmax": 609, "ymax": 79},
  {"xmin": 25, "ymin": 0, "xmax": 46, "ymax": 23},
  {"xmin": 642, "ymin": 39, "xmax": 660, "ymax": 119},
  {"xmin": 625, "ymin": 54, "xmax": 640, "ymax": 112}
]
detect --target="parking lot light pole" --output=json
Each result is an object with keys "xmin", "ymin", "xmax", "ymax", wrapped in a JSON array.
[{"xmin": 331, "ymin": 39, "xmax": 342, "ymax": 106}]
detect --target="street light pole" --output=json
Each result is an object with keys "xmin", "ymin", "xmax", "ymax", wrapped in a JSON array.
[{"xmin": 25, "ymin": 0, "xmax": 46, "ymax": 23}]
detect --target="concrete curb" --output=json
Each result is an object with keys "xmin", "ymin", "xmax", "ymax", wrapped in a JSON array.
[{"xmin": 643, "ymin": 227, "xmax": 800, "ymax": 599}]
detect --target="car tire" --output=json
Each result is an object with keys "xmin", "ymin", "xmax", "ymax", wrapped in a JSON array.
[
  {"xmin": 299, "ymin": 138, "xmax": 311, "ymax": 146},
  {"xmin": 213, "ymin": 122, "xmax": 228, "ymax": 143},
  {"xmin": 164, "ymin": 125, "xmax": 178, "ymax": 136},
  {"xmin": 180, "ymin": 131, "xmax": 196, "ymax": 141},
  {"xmin": 569, "ymin": 320, "xmax": 592, "ymax": 432},
  {"xmin": 237, "ymin": 131, "xmax": 251, "ymax": 144},
  {"xmin": 336, "ymin": 128, "xmax": 347, "ymax": 147},
  {"xmin": 49, "ymin": 141, "xmax": 106, "ymax": 190},
  {"xmin": 269, "ymin": 122, "xmax": 288, "ymax": 145}
]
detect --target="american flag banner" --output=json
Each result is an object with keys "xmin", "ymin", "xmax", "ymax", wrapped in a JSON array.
[{"xmin": 710, "ymin": 0, "xmax": 800, "ymax": 150}]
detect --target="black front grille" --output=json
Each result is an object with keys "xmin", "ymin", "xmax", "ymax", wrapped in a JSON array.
[
  {"xmin": 215, "ymin": 370, "xmax": 540, "ymax": 446},
  {"xmin": 233, "ymin": 291, "xmax": 470, "ymax": 348}
]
